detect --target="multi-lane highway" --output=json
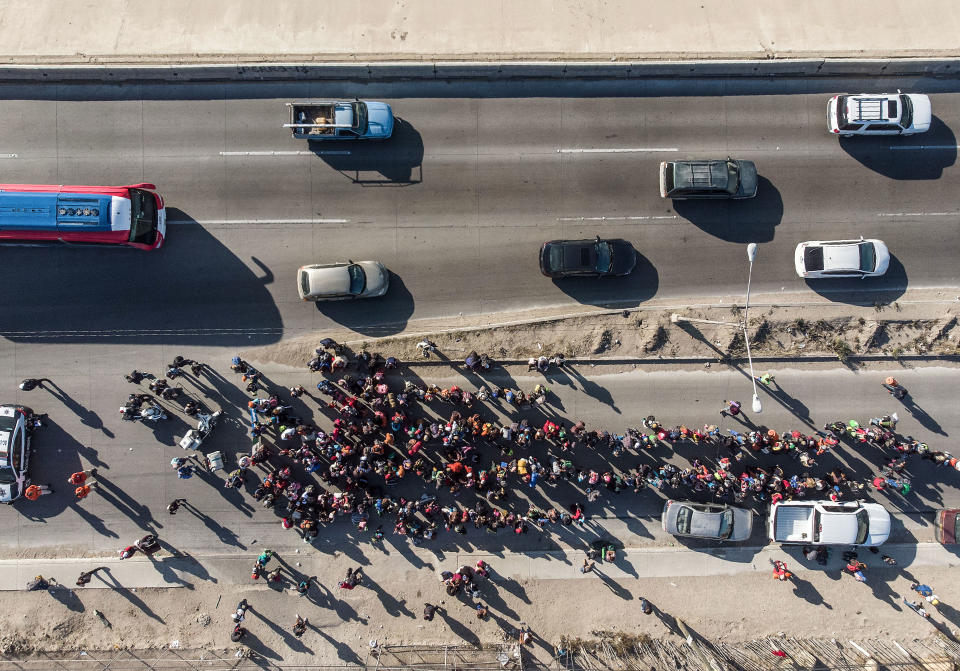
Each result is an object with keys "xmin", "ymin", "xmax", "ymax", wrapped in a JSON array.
[{"xmin": 0, "ymin": 77, "xmax": 957, "ymax": 344}]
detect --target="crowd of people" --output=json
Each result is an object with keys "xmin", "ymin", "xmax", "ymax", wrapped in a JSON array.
[{"xmin": 172, "ymin": 341, "xmax": 952, "ymax": 551}]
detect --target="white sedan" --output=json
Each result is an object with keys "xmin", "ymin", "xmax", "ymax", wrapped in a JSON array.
[
  {"xmin": 297, "ymin": 261, "xmax": 390, "ymax": 301},
  {"xmin": 794, "ymin": 238, "xmax": 890, "ymax": 279}
]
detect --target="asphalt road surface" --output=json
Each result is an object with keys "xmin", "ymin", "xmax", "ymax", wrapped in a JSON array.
[
  {"xmin": 5, "ymin": 360, "xmax": 959, "ymax": 557},
  {"xmin": 0, "ymin": 77, "xmax": 957, "ymax": 344}
]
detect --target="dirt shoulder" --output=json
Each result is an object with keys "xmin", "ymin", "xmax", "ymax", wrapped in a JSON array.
[{"xmin": 246, "ymin": 295, "xmax": 960, "ymax": 370}]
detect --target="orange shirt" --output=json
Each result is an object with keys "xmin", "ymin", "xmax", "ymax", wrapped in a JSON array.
[
  {"xmin": 68, "ymin": 472, "xmax": 86, "ymax": 485},
  {"xmin": 75, "ymin": 485, "xmax": 91, "ymax": 499},
  {"xmin": 24, "ymin": 485, "xmax": 41, "ymax": 501}
]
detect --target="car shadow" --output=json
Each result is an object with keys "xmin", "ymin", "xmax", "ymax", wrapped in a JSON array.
[
  {"xmin": 315, "ymin": 271, "xmax": 414, "ymax": 336},
  {"xmin": 0, "ymin": 212, "xmax": 282, "ymax": 346},
  {"xmin": 549, "ymin": 250, "xmax": 658, "ymax": 308},
  {"xmin": 803, "ymin": 252, "xmax": 908, "ymax": 304},
  {"xmin": 671, "ymin": 176, "xmax": 783, "ymax": 243},
  {"xmin": 838, "ymin": 116, "xmax": 956, "ymax": 180},
  {"xmin": 314, "ymin": 117, "xmax": 423, "ymax": 185}
]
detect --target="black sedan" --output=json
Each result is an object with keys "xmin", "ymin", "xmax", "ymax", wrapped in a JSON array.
[{"xmin": 539, "ymin": 237, "xmax": 637, "ymax": 278}]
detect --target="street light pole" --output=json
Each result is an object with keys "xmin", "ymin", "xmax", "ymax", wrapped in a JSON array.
[{"xmin": 744, "ymin": 243, "xmax": 762, "ymax": 413}]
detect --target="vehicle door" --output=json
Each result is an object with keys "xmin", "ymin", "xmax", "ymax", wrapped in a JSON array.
[{"xmin": 863, "ymin": 123, "xmax": 903, "ymax": 136}]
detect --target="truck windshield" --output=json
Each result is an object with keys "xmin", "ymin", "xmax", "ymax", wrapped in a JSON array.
[
  {"xmin": 352, "ymin": 102, "xmax": 369, "ymax": 134},
  {"xmin": 128, "ymin": 189, "xmax": 158, "ymax": 245},
  {"xmin": 855, "ymin": 510, "xmax": 869, "ymax": 545}
]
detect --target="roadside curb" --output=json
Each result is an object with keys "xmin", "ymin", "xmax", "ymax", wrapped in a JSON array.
[{"xmin": 2, "ymin": 59, "xmax": 959, "ymax": 84}]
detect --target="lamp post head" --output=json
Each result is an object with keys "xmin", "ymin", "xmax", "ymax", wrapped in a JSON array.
[
  {"xmin": 752, "ymin": 393, "xmax": 762, "ymax": 414},
  {"xmin": 747, "ymin": 243, "xmax": 758, "ymax": 264}
]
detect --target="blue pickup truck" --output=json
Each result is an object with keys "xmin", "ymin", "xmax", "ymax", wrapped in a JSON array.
[{"xmin": 285, "ymin": 100, "xmax": 394, "ymax": 140}]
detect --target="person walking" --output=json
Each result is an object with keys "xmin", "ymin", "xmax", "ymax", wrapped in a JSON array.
[
  {"xmin": 74, "ymin": 484, "xmax": 93, "ymax": 501},
  {"xmin": 640, "ymin": 598, "xmax": 653, "ymax": 615},
  {"xmin": 911, "ymin": 582, "xmax": 941, "ymax": 606},
  {"xmin": 771, "ymin": 560, "xmax": 792, "ymax": 581},
  {"xmin": 231, "ymin": 598, "xmax": 249, "ymax": 623},
  {"xmin": 423, "ymin": 603, "xmax": 438, "ymax": 621},
  {"xmin": 167, "ymin": 498, "xmax": 187, "ymax": 515},
  {"xmin": 845, "ymin": 558, "xmax": 868, "ymax": 582},
  {"xmin": 757, "ymin": 372, "xmax": 776, "ymax": 387},
  {"xmin": 339, "ymin": 567, "xmax": 363, "ymax": 590},
  {"xmin": 475, "ymin": 603, "xmax": 488, "ymax": 619},
  {"xmin": 903, "ymin": 598, "xmax": 931, "ymax": 618},
  {"xmin": 24, "ymin": 483, "xmax": 53, "ymax": 500},
  {"xmin": 580, "ymin": 558, "xmax": 595, "ymax": 574},
  {"xmin": 292, "ymin": 615, "xmax": 307, "ymax": 638},
  {"xmin": 68, "ymin": 469, "xmax": 98, "ymax": 486},
  {"xmin": 720, "ymin": 400, "xmax": 742, "ymax": 418},
  {"xmin": 25, "ymin": 575, "xmax": 50, "ymax": 591},
  {"xmin": 256, "ymin": 549, "xmax": 274, "ymax": 568},
  {"xmin": 266, "ymin": 567, "xmax": 282, "ymax": 584},
  {"xmin": 230, "ymin": 624, "xmax": 247, "ymax": 642},
  {"xmin": 76, "ymin": 567, "xmax": 108, "ymax": 586}
]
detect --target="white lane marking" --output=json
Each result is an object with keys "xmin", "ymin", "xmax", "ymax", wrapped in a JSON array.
[
  {"xmin": 877, "ymin": 212, "xmax": 959, "ymax": 217},
  {"xmin": 558, "ymin": 215, "xmax": 678, "ymax": 222},
  {"xmin": 888, "ymin": 145, "xmax": 960, "ymax": 151},
  {"xmin": 168, "ymin": 218, "xmax": 350, "ymax": 225},
  {"xmin": 558, "ymin": 147, "xmax": 678, "ymax": 154},
  {"xmin": 219, "ymin": 150, "xmax": 350, "ymax": 156},
  {"xmin": 0, "ymin": 154, "xmax": 17, "ymax": 158}
]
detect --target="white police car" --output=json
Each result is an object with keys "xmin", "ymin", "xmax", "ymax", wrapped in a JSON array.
[{"xmin": 0, "ymin": 405, "xmax": 33, "ymax": 503}]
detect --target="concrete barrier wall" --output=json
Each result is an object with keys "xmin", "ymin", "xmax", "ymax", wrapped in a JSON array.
[{"xmin": 1, "ymin": 59, "xmax": 959, "ymax": 83}]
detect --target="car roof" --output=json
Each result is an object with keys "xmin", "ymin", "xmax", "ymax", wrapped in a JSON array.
[
  {"xmin": 304, "ymin": 265, "xmax": 352, "ymax": 296},
  {"xmin": 687, "ymin": 508, "xmax": 725, "ymax": 536},
  {"xmin": 822, "ymin": 243, "xmax": 862, "ymax": 271},
  {"xmin": 846, "ymin": 95, "xmax": 899, "ymax": 123},
  {"xmin": 550, "ymin": 239, "xmax": 597, "ymax": 270},
  {"xmin": 672, "ymin": 160, "xmax": 728, "ymax": 190}
]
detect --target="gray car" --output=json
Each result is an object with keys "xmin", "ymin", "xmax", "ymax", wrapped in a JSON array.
[
  {"xmin": 659, "ymin": 158, "xmax": 758, "ymax": 199},
  {"xmin": 661, "ymin": 500, "xmax": 753, "ymax": 542},
  {"xmin": 297, "ymin": 260, "xmax": 390, "ymax": 301}
]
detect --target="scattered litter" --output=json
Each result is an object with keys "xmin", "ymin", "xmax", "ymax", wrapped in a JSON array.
[
  {"xmin": 369, "ymin": 639, "xmax": 378, "ymax": 647},
  {"xmin": 169, "ymin": 641, "xmax": 180, "ymax": 649},
  {"xmin": 296, "ymin": 562, "xmax": 301, "ymax": 567},
  {"xmin": 196, "ymin": 613, "xmax": 211, "ymax": 627},
  {"xmin": 669, "ymin": 582, "xmax": 678, "ymax": 587}
]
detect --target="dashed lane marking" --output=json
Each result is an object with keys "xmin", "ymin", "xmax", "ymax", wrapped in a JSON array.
[
  {"xmin": 888, "ymin": 145, "xmax": 960, "ymax": 151},
  {"xmin": 557, "ymin": 147, "xmax": 678, "ymax": 154},
  {"xmin": 557, "ymin": 215, "xmax": 678, "ymax": 222},
  {"xmin": 167, "ymin": 218, "xmax": 350, "ymax": 225},
  {"xmin": 218, "ymin": 150, "xmax": 350, "ymax": 156}
]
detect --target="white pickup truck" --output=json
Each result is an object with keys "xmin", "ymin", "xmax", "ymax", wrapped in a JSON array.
[{"xmin": 768, "ymin": 500, "xmax": 891, "ymax": 546}]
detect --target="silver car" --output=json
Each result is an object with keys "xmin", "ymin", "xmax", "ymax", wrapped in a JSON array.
[
  {"xmin": 297, "ymin": 261, "xmax": 389, "ymax": 301},
  {"xmin": 661, "ymin": 500, "xmax": 753, "ymax": 542}
]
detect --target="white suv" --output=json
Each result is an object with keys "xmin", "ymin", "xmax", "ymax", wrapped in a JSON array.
[{"xmin": 827, "ymin": 93, "xmax": 931, "ymax": 137}]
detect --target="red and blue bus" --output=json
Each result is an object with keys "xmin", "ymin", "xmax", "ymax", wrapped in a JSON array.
[{"xmin": 0, "ymin": 183, "xmax": 166, "ymax": 250}]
